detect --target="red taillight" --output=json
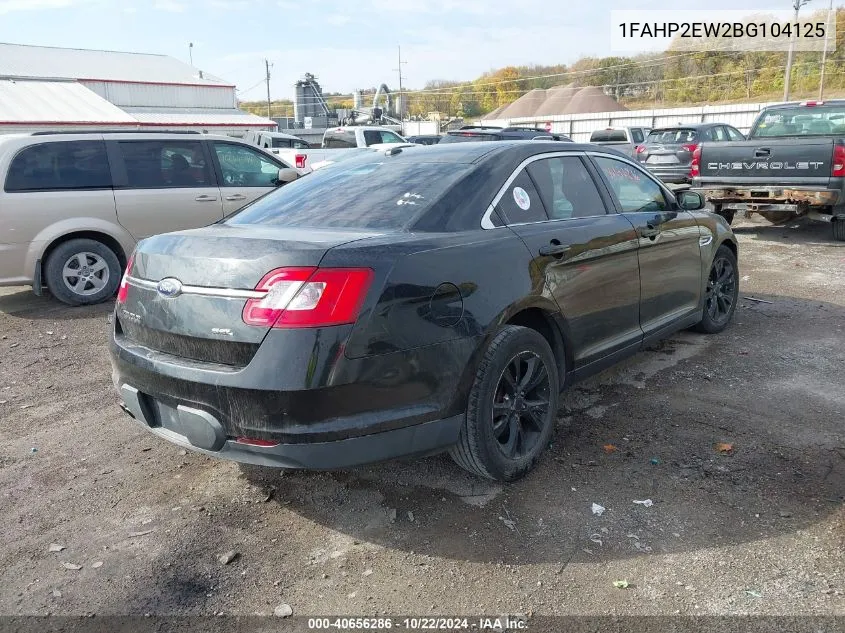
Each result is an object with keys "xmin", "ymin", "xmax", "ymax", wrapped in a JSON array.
[
  {"xmin": 801, "ymin": 100, "xmax": 822, "ymax": 106},
  {"xmin": 235, "ymin": 437, "xmax": 280, "ymax": 447},
  {"xmin": 295, "ymin": 153, "xmax": 307, "ymax": 169},
  {"xmin": 681, "ymin": 143, "xmax": 699, "ymax": 153},
  {"xmin": 635, "ymin": 145, "xmax": 645, "ymax": 154},
  {"xmin": 689, "ymin": 146, "xmax": 702, "ymax": 179},
  {"xmin": 833, "ymin": 145, "xmax": 845, "ymax": 177},
  {"xmin": 242, "ymin": 267, "xmax": 373, "ymax": 329},
  {"xmin": 116, "ymin": 253, "xmax": 134, "ymax": 304}
]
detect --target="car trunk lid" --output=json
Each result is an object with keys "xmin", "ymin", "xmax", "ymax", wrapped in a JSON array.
[{"xmin": 116, "ymin": 224, "xmax": 380, "ymax": 365}]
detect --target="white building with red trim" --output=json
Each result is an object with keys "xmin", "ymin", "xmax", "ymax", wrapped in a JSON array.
[{"xmin": 0, "ymin": 43, "xmax": 276, "ymax": 135}]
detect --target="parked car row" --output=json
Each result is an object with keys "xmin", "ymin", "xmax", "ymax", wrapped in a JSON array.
[{"xmin": 0, "ymin": 125, "xmax": 742, "ymax": 480}]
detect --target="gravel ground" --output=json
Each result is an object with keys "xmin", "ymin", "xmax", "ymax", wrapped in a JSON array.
[{"xmin": 0, "ymin": 214, "xmax": 843, "ymax": 621}]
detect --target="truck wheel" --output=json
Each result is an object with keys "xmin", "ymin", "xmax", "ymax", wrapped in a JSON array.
[
  {"xmin": 450, "ymin": 326, "xmax": 559, "ymax": 482},
  {"xmin": 44, "ymin": 238, "xmax": 122, "ymax": 306},
  {"xmin": 694, "ymin": 245, "xmax": 739, "ymax": 334},
  {"xmin": 833, "ymin": 219, "xmax": 845, "ymax": 242}
]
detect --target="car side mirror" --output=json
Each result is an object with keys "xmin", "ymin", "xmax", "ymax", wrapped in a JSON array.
[
  {"xmin": 277, "ymin": 168, "xmax": 299, "ymax": 184},
  {"xmin": 677, "ymin": 190, "xmax": 705, "ymax": 211}
]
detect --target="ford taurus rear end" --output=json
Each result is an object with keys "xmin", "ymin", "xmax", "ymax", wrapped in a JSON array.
[{"xmin": 108, "ymin": 153, "xmax": 479, "ymax": 469}]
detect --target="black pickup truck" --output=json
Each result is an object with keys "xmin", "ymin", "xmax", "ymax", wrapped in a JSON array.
[{"xmin": 692, "ymin": 100, "xmax": 845, "ymax": 241}]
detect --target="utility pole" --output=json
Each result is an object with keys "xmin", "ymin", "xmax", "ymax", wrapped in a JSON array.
[
  {"xmin": 784, "ymin": 0, "xmax": 811, "ymax": 101},
  {"xmin": 819, "ymin": 0, "xmax": 833, "ymax": 99},
  {"xmin": 392, "ymin": 45, "xmax": 407, "ymax": 119},
  {"xmin": 265, "ymin": 59, "xmax": 272, "ymax": 119},
  {"xmin": 188, "ymin": 42, "xmax": 193, "ymax": 67}
]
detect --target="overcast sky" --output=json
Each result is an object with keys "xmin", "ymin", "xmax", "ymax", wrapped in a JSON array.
[{"xmin": 0, "ymin": 0, "xmax": 823, "ymax": 100}]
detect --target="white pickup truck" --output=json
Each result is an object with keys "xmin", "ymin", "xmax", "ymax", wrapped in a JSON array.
[
  {"xmin": 276, "ymin": 126, "xmax": 413, "ymax": 172},
  {"xmin": 588, "ymin": 126, "xmax": 650, "ymax": 158}
]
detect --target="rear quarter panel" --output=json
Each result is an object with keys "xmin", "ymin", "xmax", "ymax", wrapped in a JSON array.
[{"xmin": 321, "ymin": 229, "xmax": 560, "ymax": 418}]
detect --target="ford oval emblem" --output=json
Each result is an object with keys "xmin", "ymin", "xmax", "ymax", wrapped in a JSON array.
[{"xmin": 157, "ymin": 277, "xmax": 183, "ymax": 298}]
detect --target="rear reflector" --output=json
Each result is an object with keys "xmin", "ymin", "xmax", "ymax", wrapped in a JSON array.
[
  {"xmin": 833, "ymin": 145, "xmax": 845, "ymax": 177},
  {"xmin": 242, "ymin": 267, "xmax": 374, "ymax": 329},
  {"xmin": 116, "ymin": 253, "xmax": 135, "ymax": 304},
  {"xmin": 235, "ymin": 437, "xmax": 280, "ymax": 447}
]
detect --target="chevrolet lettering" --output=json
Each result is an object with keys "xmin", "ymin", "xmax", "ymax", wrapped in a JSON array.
[{"xmin": 707, "ymin": 161, "xmax": 824, "ymax": 171}]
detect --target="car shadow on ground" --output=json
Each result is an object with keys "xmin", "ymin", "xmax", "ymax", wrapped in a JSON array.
[
  {"xmin": 0, "ymin": 287, "xmax": 113, "ymax": 320},
  {"xmin": 239, "ymin": 293, "xmax": 844, "ymax": 567},
  {"xmin": 731, "ymin": 214, "xmax": 844, "ymax": 246}
]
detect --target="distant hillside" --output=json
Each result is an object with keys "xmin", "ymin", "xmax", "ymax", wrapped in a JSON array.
[{"xmin": 243, "ymin": 8, "xmax": 845, "ymax": 118}]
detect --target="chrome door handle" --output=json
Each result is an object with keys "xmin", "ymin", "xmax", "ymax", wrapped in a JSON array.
[
  {"xmin": 225, "ymin": 194, "xmax": 247, "ymax": 201},
  {"xmin": 195, "ymin": 195, "xmax": 218, "ymax": 202}
]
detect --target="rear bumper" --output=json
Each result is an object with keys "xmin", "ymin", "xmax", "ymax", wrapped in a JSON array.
[
  {"xmin": 641, "ymin": 164, "xmax": 690, "ymax": 184},
  {"xmin": 118, "ymin": 386, "xmax": 463, "ymax": 468},
  {"xmin": 108, "ymin": 323, "xmax": 479, "ymax": 468},
  {"xmin": 692, "ymin": 185, "xmax": 840, "ymax": 208}
]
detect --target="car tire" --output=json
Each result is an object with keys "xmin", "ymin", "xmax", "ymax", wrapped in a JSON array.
[
  {"xmin": 694, "ymin": 244, "xmax": 739, "ymax": 334},
  {"xmin": 833, "ymin": 219, "xmax": 845, "ymax": 242},
  {"xmin": 712, "ymin": 205, "xmax": 735, "ymax": 225},
  {"xmin": 450, "ymin": 325, "xmax": 559, "ymax": 482},
  {"xmin": 44, "ymin": 238, "xmax": 122, "ymax": 306}
]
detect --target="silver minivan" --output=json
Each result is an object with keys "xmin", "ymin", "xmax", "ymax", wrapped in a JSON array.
[{"xmin": 0, "ymin": 131, "xmax": 298, "ymax": 305}]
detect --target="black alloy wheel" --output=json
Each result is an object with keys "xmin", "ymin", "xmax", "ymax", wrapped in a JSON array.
[
  {"xmin": 491, "ymin": 351, "xmax": 551, "ymax": 460},
  {"xmin": 451, "ymin": 325, "xmax": 559, "ymax": 481},
  {"xmin": 694, "ymin": 245, "xmax": 739, "ymax": 334}
]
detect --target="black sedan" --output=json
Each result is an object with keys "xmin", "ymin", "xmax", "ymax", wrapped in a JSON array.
[{"xmin": 109, "ymin": 141, "xmax": 739, "ymax": 481}]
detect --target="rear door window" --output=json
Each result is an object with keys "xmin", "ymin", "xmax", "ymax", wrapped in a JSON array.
[
  {"xmin": 711, "ymin": 127, "xmax": 728, "ymax": 142},
  {"xmin": 5, "ymin": 141, "xmax": 111, "ymax": 192},
  {"xmin": 526, "ymin": 157, "xmax": 607, "ymax": 220},
  {"xmin": 494, "ymin": 169, "xmax": 548, "ymax": 225},
  {"xmin": 726, "ymin": 127, "xmax": 746, "ymax": 141},
  {"xmin": 118, "ymin": 140, "xmax": 212, "ymax": 189},
  {"xmin": 363, "ymin": 130, "xmax": 405, "ymax": 145}
]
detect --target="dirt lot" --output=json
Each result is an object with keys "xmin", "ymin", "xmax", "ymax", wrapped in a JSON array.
[{"xmin": 0, "ymin": 215, "xmax": 843, "ymax": 623}]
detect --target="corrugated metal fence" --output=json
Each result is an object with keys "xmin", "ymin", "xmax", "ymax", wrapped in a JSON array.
[{"xmin": 478, "ymin": 101, "xmax": 779, "ymax": 141}]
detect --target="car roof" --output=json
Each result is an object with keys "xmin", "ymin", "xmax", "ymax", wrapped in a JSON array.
[
  {"xmin": 650, "ymin": 123, "xmax": 725, "ymax": 131},
  {"xmin": 344, "ymin": 140, "xmax": 627, "ymax": 165}
]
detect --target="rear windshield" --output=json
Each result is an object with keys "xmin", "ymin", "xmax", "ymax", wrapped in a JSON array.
[
  {"xmin": 323, "ymin": 130, "xmax": 357, "ymax": 148},
  {"xmin": 646, "ymin": 129, "xmax": 698, "ymax": 144},
  {"xmin": 590, "ymin": 130, "xmax": 628, "ymax": 142},
  {"xmin": 751, "ymin": 105, "xmax": 845, "ymax": 137},
  {"xmin": 440, "ymin": 133, "xmax": 498, "ymax": 143},
  {"xmin": 226, "ymin": 157, "xmax": 470, "ymax": 230}
]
